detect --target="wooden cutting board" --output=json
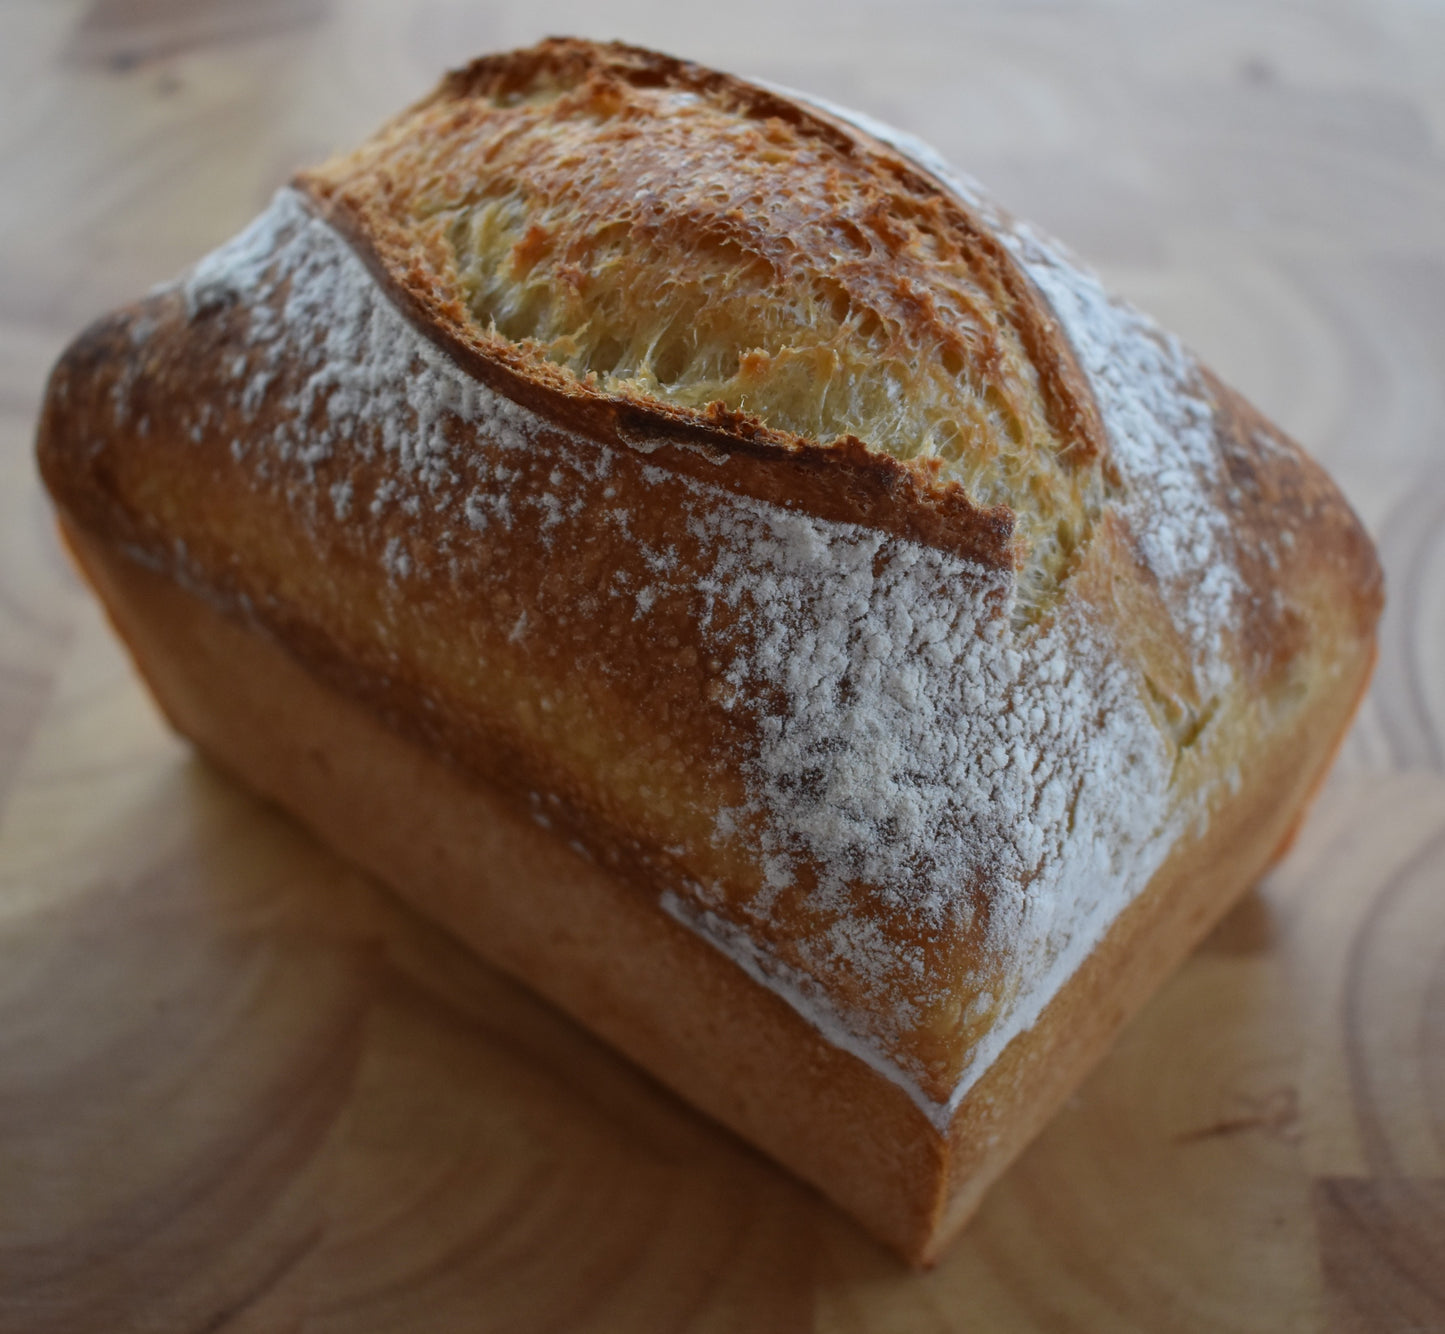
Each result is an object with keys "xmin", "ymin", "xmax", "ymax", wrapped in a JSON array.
[{"xmin": 2, "ymin": 3, "xmax": 1442, "ymax": 1330}]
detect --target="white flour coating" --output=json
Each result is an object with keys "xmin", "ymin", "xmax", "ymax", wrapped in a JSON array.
[
  {"xmin": 660, "ymin": 487, "xmax": 1180, "ymax": 1124},
  {"xmin": 166, "ymin": 178, "xmax": 1235, "ymax": 1128},
  {"xmin": 184, "ymin": 190, "xmax": 544, "ymax": 531}
]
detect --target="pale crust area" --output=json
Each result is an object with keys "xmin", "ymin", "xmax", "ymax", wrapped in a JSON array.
[
  {"xmin": 63, "ymin": 522, "xmax": 947, "ymax": 1261},
  {"xmin": 59, "ymin": 520, "xmax": 1376, "ymax": 1265}
]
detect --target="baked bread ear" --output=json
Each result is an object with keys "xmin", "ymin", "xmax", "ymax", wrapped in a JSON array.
[{"xmin": 36, "ymin": 38, "xmax": 1381, "ymax": 1265}]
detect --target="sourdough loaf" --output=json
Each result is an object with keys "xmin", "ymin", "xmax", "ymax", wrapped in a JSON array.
[{"xmin": 37, "ymin": 38, "xmax": 1382, "ymax": 1263}]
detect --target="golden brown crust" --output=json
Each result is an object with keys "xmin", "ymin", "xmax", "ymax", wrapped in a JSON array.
[
  {"xmin": 298, "ymin": 37, "xmax": 1123, "ymax": 594},
  {"xmin": 36, "ymin": 288, "xmax": 1012, "ymax": 1101},
  {"xmin": 58, "ymin": 520, "xmax": 1376, "ymax": 1264},
  {"xmin": 38, "ymin": 108, "xmax": 1384, "ymax": 1096},
  {"xmin": 293, "ymin": 197, "xmax": 1023, "ymax": 571},
  {"xmin": 337, "ymin": 37, "xmax": 1109, "ymax": 471},
  {"xmin": 35, "ymin": 37, "xmax": 1383, "ymax": 1261},
  {"xmin": 62, "ymin": 521, "xmax": 949, "ymax": 1259}
]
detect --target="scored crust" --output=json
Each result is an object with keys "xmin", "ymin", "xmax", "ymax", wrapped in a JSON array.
[
  {"xmin": 299, "ymin": 39, "xmax": 1112, "ymax": 616},
  {"xmin": 37, "ymin": 38, "xmax": 1381, "ymax": 1235}
]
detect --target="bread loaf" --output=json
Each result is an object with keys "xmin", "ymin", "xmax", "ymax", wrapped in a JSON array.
[{"xmin": 36, "ymin": 38, "xmax": 1382, "ymax": 1264}]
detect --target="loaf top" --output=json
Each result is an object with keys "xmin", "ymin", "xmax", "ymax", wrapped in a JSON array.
[
  {"xmin": 302, "ymin": 39, "xmax": 1109, "ymax": 619},
  {"xmin": 38, "ymin": 39, "xmax": 1382, "ymax": 1125}
]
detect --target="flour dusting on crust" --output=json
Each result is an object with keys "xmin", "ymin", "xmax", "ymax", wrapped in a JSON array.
[
  {"xmin": 670, "ymin": 489, "xmax": 1179, "ymax": 1121},
  {"xmin": 161, "ymin": 181, "xmax": 1239, "ymax": 1127}
]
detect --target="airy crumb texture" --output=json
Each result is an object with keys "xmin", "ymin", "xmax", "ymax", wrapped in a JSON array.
[{"xmin": 302, "ymin": 39, "xmax": 1110, "ymax": 617}]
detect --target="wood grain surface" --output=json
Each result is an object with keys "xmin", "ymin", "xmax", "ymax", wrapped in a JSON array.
[{"xmin": 2, "ymin": 1, "xmax": 1442, "ymax": 1329}]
